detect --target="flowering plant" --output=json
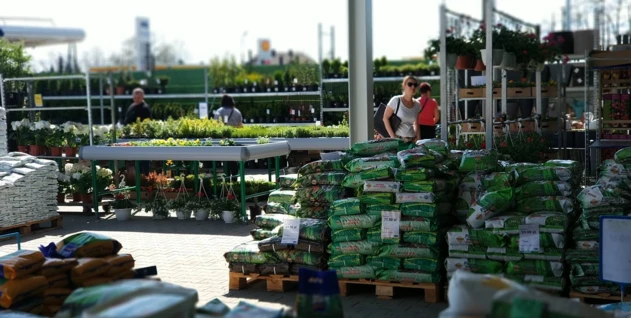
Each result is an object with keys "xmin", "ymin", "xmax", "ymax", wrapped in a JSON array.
[
  {"xmin": 10, "ymin": 118, "xmax": 32, "ymax": 146},
  {"xmin": 110, "ymin": 177, "xmax": 138, "ymax": 210},
  {"xmin": 29, "ymin": 121, "xmax": 52, "ymax": 146},
  {"xmin": 610, "ymin": 100, "xmax": 629, "ymax": 121}
]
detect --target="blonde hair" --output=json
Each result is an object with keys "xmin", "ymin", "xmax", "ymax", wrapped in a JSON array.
[{"xmin": 402, "ymin": 75, "xmax": 418, "ymax": 87}]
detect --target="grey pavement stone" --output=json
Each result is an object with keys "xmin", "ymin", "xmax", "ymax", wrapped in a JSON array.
[{"xmin": 0, "ymin": 214, "xmax": 448, "ymax": 317}]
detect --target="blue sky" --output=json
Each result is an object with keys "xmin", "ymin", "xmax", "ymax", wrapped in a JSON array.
[{"xmin": 3, "ymin": 0, "xmax": 576, "ymax": 69}]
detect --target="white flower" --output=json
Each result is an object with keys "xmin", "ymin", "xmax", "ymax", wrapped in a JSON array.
[
  {"xmin": 72, "ymin": 172, "xmax": 82, "ymax": 180},
  {"xmin": 97, "ymin": 167, "xmax": 112, "ymax": 178}
]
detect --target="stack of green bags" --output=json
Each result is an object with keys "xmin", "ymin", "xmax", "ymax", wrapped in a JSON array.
[
  {"xmin": 569, "ymin": 153, "xmax": 631, "ymax": 296},
  {"xmin": 292, "ymin": 160, "xmax": 348, "ymax": 219}
]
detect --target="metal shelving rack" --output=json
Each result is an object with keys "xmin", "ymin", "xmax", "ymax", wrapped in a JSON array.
[{"xmin": 438, "ymin": 0, "xmax": 568, "ymax": 152}]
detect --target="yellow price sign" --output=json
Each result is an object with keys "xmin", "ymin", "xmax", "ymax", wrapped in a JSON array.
[{"xmin": 34, "ymin": 94, "xmax": 43, "ymax": 107}]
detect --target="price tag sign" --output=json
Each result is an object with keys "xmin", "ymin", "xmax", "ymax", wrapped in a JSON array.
[
  {"xmin": 381, "ymin": 211, "xmax": 400, "ymax": 239},
  {"xmin": 34, "ymin": 94, "xmax": 43, "ymax": 107},
  {"xmin": 600, "ymin": 216, "xmax": 631, "ymax": 285},
  {"xmin": 281, "ymin": 218, "xmax": 300, "ymax": 245},
  {"xmin": 198, "ymin": 102, "xmax": 208, "ymax": 119},
  {"xmin": 519, "ymin": 224, "xmax": 540, "ymax": 253}
]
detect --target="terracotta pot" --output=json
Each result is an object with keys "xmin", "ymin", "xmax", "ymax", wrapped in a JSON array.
[
  {"xmin": 455, "ymin": 55, "xmax": 475, "ymax": 70},
  {"xmin": 57, "ymin": 193, "xmax": 66, "ymax": 204},
  {"xmin": 65, "ymin": 147, "xmax": 78, "ymax": 157},
  {"xmin": 50, "ymin": 146, "xmax": 63, "ymax": 157},
  {"xmin": 474, "ymin": 59, "xmax": 486, "ymax": 71},
  {"xmin": 72, "ymin": 192, "xmax": 81, "ymax": 202},
  {"xmin": 115, "ymin": 86, "xmax": 125, "ymax": 95},
  {"xmin": 29, "ymin": 145, "xmax": 43, "ymax": 156},
  {"xmin": 17, "ymin": 145, "xmax": 29, "ymax": 153},
  {"xmin": 80, "ymin": 193, "xmax": 93, "ymax": 204}
]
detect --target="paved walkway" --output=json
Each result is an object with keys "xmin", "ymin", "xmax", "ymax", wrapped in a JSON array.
[{"xmin": 0, "ymin": 215, "xmax": 447, "ymax": 317}]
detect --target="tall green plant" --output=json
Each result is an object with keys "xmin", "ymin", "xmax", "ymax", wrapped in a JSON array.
[{"xmin": 208, "ymin": 55, "xmax": 241, "ymax": 88}]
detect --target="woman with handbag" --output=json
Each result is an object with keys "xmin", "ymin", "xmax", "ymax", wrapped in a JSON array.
[
  {"xmin": 382, "ymin": 76, "xmax": 421, "ymax": 142},
  {"xmin": 417, "ymin": 82, "xmax": 440, "ymax": 139}
]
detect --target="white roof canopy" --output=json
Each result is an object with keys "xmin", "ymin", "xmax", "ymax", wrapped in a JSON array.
[{"xmin": 0, "ymin": 25, "xmax": 85, "ymax": 47}]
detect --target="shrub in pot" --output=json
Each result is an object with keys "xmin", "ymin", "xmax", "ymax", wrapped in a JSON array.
[
  {"xmin": 168, "ymin": 194, "xmax": 192, "ymax": 220},
  {"xmin": 213, "ymin": 198, "xmax": 240, "ymax": 223}
]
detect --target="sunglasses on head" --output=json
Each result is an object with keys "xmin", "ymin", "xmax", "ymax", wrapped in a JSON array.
[{"xmin": 407, "ymin": 82, "xmax": 418, "ymax": 88}]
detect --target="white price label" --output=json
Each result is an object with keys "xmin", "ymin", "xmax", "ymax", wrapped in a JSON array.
[
  {"xmin": 266, "ymin": 109, "xmax": 270, "ymax": 115},
  {"xmin": 381, "ymin": 211, "xmax": 400, "ymax": 239},
  {"xmin": 281, "ymin": 218, "xmax": 300, "ymax": 245},
  {"xmin": 519, "ymin": 224, "xmax": 540, "ymax": 253}
]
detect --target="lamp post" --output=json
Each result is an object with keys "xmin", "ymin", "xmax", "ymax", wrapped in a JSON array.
[{"xmin": 240, "ymin": 31, "xmax": 248, "ymax": 65}]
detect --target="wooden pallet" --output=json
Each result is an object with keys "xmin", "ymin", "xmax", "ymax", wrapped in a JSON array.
[
  {"xmin": 569, "ymin": 291, "xmax": 631, "ymax": 304},
  {"xmin": 338, "ymin": 278, "xmax": 443, "ymax": 303},
  {"xmin": 228, "ymin": 272, "xmax": 299, "ymax": 292},
  {"xmin": 0, "ymin": 215, "xmax": 63, "ymax": 236}
]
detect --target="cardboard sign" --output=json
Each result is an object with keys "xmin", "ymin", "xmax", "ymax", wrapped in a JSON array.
[
  {"xmin": 381, "ymin": 211, "xmax": 400, "ymax": 239},
  {"xmin": 198, "ymin": 102, "xmax": 208, "ymax": 119},
  {"xmin": 281, "ymin": 218, "xmax": 300, "ymax": 245},
  {"xmin": 519, "ymin": 224, "xmax": 540, "ymax": 253},
  {"xmin": 600, "ymin": 216, "xmax": 631, "ymax": 284}
]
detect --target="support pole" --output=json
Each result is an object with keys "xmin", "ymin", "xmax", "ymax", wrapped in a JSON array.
[
  {"xmin": 348, "ymin": 0, "xmax": 374, "ymax": 145},
  {"xmin": 275, "ymin": 156, "xmax": 280, "ymax": 188},
  {"xmin": 239, "ymin": 161, "xmax": 247, "ymax": 223},
  {"xmin": 318, "ymin": 23, "xmax": 324, "ymax": 124},
  {"xmin": 330, "ymin": 26, "xmax": 335, "ymax": 60},
  {"xmin": 99, "ymin": 74, "xmax": 105, "ymax": 125},
  {"xmin": 484, "ymin": 0, "xmax": 494, "ymax": 150},
  {"xmin": 204, "ymin": 69, "xmax": 209, "ymax": 105},
  {"xmin": 439, "ymin": 4, "xmax": 448, "ymax": 141}
]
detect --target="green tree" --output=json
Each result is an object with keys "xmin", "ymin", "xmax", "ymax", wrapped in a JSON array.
[{"xmin": 0, "ymin": 39, "xmax": 31, "ymax": 79}]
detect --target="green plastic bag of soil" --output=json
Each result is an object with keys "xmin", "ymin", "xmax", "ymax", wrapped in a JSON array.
[
  {"xmin": 446, "ymin": 225, "xmax": 506, "ymax": 247},
  {"xmin": 295, "ymin": 269, "xmax": 345, "ymax": 318},
  {"xmin": 577, "ymin": 185, "xmax": 629, "ymax": 208},
  {"xmin": 400, "ymin": 217, "xmax": 442, "ymax": 232},
  {"xmin": 397, "ymin": 147, "xmax": 438, "ymax": 169},
  {"xmin": 514, "ymin": 181, "xmax": 573, "ymax": 201},
  {"xmin": 298, "ymin": 160, "xmax": 345, "ymax": 175},
  {"xmin": 516, "ymin": 166, "xmax": 572, "ymax": 185},
  {"xmin": 265, "ymin": 202, "xmax": 296, "ymax": 215},
  {"xmin": 278, "ymin": 174, "xmax": 298, "ymax": 189},
  {"xmin": 515, "ymin": 196, "xmax": 574, "ymax": 214},
  {"xmin": 402, "ymin": 181, "xmax": 435, "ymax": 193},
  {"xmin": 571, "ymin": 262, "xmax": 600, "ymax": 277},
  {"xmin": 327, "ymin": 254, "xmax": 365, "ymax": 268},
  {"xmin": 277, "ymin": 218, "xmax": 330, "ymax": 242},
  {"xmin": 329, "ymin": 198, "xmax": 362, "ymax": 216},
  {"xmin": 402, "ymin": 230, "xmax": 444, "ymax": 246},
  {"xmin": 296, "ymin": 185, "xmax": 345, "ymax": 204},
  {"xmin": 504, "ymin": 260, "xmax": 564, "ymax": 277},
  {"xmin": 296, "ymin": 172, "xmax": 347, "ymax": 187},
  {"xmin": 505, "ymin": 162, "xmax": 541, "ymax": 174},
  {"xmin": 296, "ymin": 205, "xmax": 329, "ymax": 219},
  {"xmin": 250, "ymin": 225, "xmax": 282, "ymax": 240},
  {"xmin": 448, "ymin": 244, "xmax": 487, "ymax": 259},
  {"xmin": 366, "ymin": 256, "xmax": 402, "ymax": 270},
  {"xmin": 331, "ymin": 229, "xmax": 366, "ymax": 242},
  {"xmin": 351, "ymin": 138, "xmax": 403, "ymax": 156},
  {"xmin": 274, "ymin": 250, "xmax": 327, "ymax": 267},
  {"xmin": 366, "ymin": 227, "xmax": 400, "ymax": 245},
  {"xmin": 435, "ymin": 179, "xmax": 458, "ymax": 193},
  {"xmin": 363, "ymin": 180, "xmax": 401, "ymax": 193},
  {"xmin": 328, "ymin": 240, "xmax": 380, "ymax": 255},
  {"xmin": 459, "ymin": 149, "xmax": 499, "ymax": 173},
  {"xmin": 198, "ymin": 298, "xmax": 231, "ymax": 316},
  {"xmin": 55, "ymin": 232, "xmax": 122, "ymax": 258},
  {"xmin": 572, "ymin": 227, "xmax": 599, "ymax": 242},
  {"xmin": 402, "ymin": 258, "xmax": 440, "ymax": 272},
  {"xmin": 395, "ymin": 167, "xmax": 435, "ymax": 182},
  {"xmin": 484, "ymin": 214, "xmax": 526, "ymax": 234},
  {"xmin": 365, "ymin": 204, "xmax": 401, "ymax": 216},
  {"xmin": 329, "ymin": 214, "xmax": 381, "ymax": 230},
  {"xmin": 345, "ymin": 156, "xmax": 399, "ymax": 172},
  {"xmin": 401, "ymin": 202, "xmax": 451, "ymax": 218},
  {"xmin": 255, "ymin": 214, "xmax": 296, "ymax": 229},
  {"xmin": 342, "ymin": 166, "xmax": 394, "ymax": 188},
  {"xmin": 599, "ymin": 159, "xmax": 631, "ymax": 178},
  {"xmin": 360, "ymin": 192, "xmax": 394, "ymax": 205},
  {"xmin": 416, "ymin": 138, "xmax": 449, "ymax": 156},
  {"xmin": 580, "ymin": 205, "xmax": 626, "ymax": 220},
  {"xmin": 258, "ymin": 263, "xmax": 291, "ymax": 276},
  {"xmin": 544, "ymin": 159, "xmax": 581, "ymax": 176},
  {"xmin": 444, "ymin": 257, "xmax": 504, "ymax": 274},
  {"xmin": 614, "ymin": 147, "xmax": 631, "ymax": 163},
  {"xmin": 335, "ymin": 265, "xmax": 376, "ymax": 279},
  {"xmin": 395, "ymin": 192, "xmax": 436, "ymax": 204},
  {"xmin": 507, "ymin": 232, "xmax": 565, "ymax": 249},
  {"xmin": 477, "ymin": 186, "xmax": 514, "ymax": 213},
  {"xmin": 224, "ymin": 241, "xmax": 280, "ymax": 264},
  {"xmin": 524, "ymin": 212, "xmax": 569, "ymax": 233},
  {"xmin": 522, "ymin": 247, "xmax": 564, "ymax": 261},
  {"xmin": 376, "ymin": 269, "xmax": 441, "ymax": 283},
  {"xmin": 566, "ymin": 248, "xmax": 599, "ymax": 263},
  {"xmin": 378, "ymin": 244, "xmax": 439, "ymax": 259},
  {"xmin": 486, "ymin": 247, "xmax": 524, "ymax": 262},
  {"xmin": 268, "ymin": 190, "xmax": 297, "ymax": 205}
]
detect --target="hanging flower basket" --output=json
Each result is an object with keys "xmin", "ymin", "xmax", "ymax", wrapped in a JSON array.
[
  {"xmin": 176, "ymin": 210, "xmax": 192, "ymax": 220},
  {"xmin": 455, "ymin": 55, "xmax": 475, "ymax": 70},
  {"xmin": 499, "ymin": 52, "xmax": 518, "ymax": 69},
  {"xmin": 195, "ymin": 209, "xmax": 210, "ymax": 221},
  {"xmin": 480, "ymin": 49, "xmax": 505, "ymax": 66},
  {"xmin": 114, "ymin": 208, "xmax": 132, "ymax": 221}
]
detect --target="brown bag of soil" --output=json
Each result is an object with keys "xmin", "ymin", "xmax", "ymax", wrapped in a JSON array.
[
  {"xmin": 40, "ymin": 258, "xmax": 78, "ymax": 277},
  {"xmin": 111, "ymin": 269, "xmax": 136, "ymax": 281},
  {"xmin": 76, "ymin": 276, "xmax": 113, "ymax": 288},
  {"xmin": 0, "ymin": 275, "xmax": 48, "ymax": 308},
  {"xmin": 259, "ymin": 263, "xmax": 291, "ymax": 276},
  {"xmin": 47, "ymin": 274, "xmax": 70, "ymax": 288},
  {"xmin": 103, "ymin": 254, "xmax": 135, "ymax": 276},
  {"xmin": 229, "ymin": 263, "xmax": 259, "ymax": 275},
  {"xmin": 0, "ymin": 250, "xmax": 45, "ymax": 280},
  {"xmin": 71, "ymin": 258, "xmax": 111, "ymax": 280},
  {"xmin": 44, "ymin": 288, "xmax": 73, "ymax": 305}
]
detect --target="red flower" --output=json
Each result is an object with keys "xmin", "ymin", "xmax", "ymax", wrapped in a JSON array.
[
  {"xmin": 500, "ymin": 141, "xmax": 508, "ymax": 147},
  {"xmin": 116, "ymin": 194, "xmax": 125, "ymax": 200},
  {"xmin": 528, "ymin": 33, "xmax": 536, "ymax": 39},
  {"xmin": 466, "ymin": 142, "xmax": 473, "ymax": 149},
  {"xmin": 197, "ymin": 191, "xmax": 204, "ymax": 198},
  {"xmin": 496, "ymin": 23, "xmax": 503, "ymax": 28},
  {"xmin": 563, "ymin": 55, "xmax": 569, "ymax": 64},
  {"xmin": 227, "ymin": 191, "xmax": 235, "ymax": 200},
  {"xmin": 480, "ymin": 142, "xmax": 486, "ymax": 149},
  {"xmin": 527, "ymin": 137, "xmax": 533, "ymax": 143},
  {"xmin": 557, "ymin": 36, "xmax": 565, "ymax": 43},
  {"xmin": 540, "ymin": 137, "xmax": 546, "ymax": 143},
  {"xmin": 147, "ymin": 186, "xmax": 153, "ymax": 193}
]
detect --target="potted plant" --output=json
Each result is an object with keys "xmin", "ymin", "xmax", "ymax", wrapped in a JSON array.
[
  {"xmin": 46, "ymin": 126, "xmax": 65, "ymax": 157},
  {"xmin": 321, "ymin": 59, "xmax": 331, "ymax": 78},
  {"xmin": 214, "ymin": 198, "xmax": 240, "ymax": 223},
  {"xmin": 110, "ymin": 176, "xmax": 138, "ymax": 221},
  {"xmin": 330, "ymin": 59, "xmax": 342, "ymax": 78},
  {"xmin": 145, "ymin": 196, "xmax": 169, "ymax": 220},
  {"xmin": 10, "ymin": 118, "xmax": 31, "ymax": 153},
  {"xmin": 158, "ymin": 76, "xmax": 169, "ymax": 94},
  {"xmin": 187, "ymin": 192, "xmax": 211, "ymax": 220}
]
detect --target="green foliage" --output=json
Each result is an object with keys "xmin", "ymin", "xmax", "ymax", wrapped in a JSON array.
[{"xmin": 0, "ymin": 39, "xmax": 31, "ymax": 92}]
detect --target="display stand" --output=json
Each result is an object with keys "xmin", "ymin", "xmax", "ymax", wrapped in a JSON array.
[{"xmin": 80, "ymin": 142, "xmax": 291, "ymax": 223}]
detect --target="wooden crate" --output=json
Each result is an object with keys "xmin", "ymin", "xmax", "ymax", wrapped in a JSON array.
[
  {"xmin": 538, "ymin": 87, "xmax": 558, "ymax": 98},
  {"xmin": 540, "ymin": 121, "xmax": 560, "ymax": 133},
  {"xmin": 507, "ymin": 87, "xmax": 532, "ymax": 98},
  {"xmin": 569, "ymin": 291, "xmax": 631, "ymax": 304},
  {"xmin": 458, "ymin": 88, "xmax": 484, "ymax": 98},
  {"xmin": 228, "ymin": 272, "xmax": 298, "ymax": 292},
  {"xmin": 461, "ymin": 123, "xmax": 484, "ymax": 132},
  {"xmin": 0, "ymin": 215, "xmax": 63, "ymax": 236},
  {"xmin": 338, "ymin": 278, "xmax": 443, "ymax": 303}
]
